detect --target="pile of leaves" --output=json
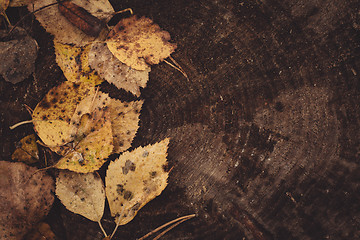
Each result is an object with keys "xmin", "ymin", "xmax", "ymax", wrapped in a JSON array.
[{"xmin": 1, "ymin": 0, "xmax": 193, "ymax": 239}]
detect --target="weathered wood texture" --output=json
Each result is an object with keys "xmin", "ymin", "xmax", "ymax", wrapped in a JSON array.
[{"xmin": 0, "ymin": 0, "xmax": 359, "ymax": 239}]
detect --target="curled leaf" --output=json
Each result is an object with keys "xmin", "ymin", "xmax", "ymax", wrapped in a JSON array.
[
  {"xmin": 106, "ymin": 16, "xmax": 177, "ymax": 70},
  {"xmin": 56, "ymin": 171, "xmax": 105, "ymax": 222},
  {"xmin": 106, "ymin": 138, "xmax": 170, "ymax": 225}
]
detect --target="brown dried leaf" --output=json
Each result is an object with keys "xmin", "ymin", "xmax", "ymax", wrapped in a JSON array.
[
  {"xmin": 106, "ymin": 16, "xmax": 177, "ymax": 70},
  {"xmin": 0, "ymin": 0, "xmax": 9, "ymax": 14},
  {"xmin": 56, "ymin": 171, "xmax": 105, "ymax": 222},
  {"xmin": 24, "ymin": 222, "xmax": 56, "ymax": 240},
  {"xmin": 0, "ymin": 161, "xmax": 54, "ymax": 240},
  {"xmin": 89, "ymin": 42, "xmax": 150, "ymax": 96},
  {"xmin": 105, "ymin": 138, "xmax": 170, "ymax": 225},
  {"xmin": 9, "ymin": 0, "xmax": 34, "ymax": 7}
]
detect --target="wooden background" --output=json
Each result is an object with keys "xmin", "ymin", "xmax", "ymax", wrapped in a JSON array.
[{"xmin": 1, "ymin": 0, "xmax": 359, "ymax": 239}]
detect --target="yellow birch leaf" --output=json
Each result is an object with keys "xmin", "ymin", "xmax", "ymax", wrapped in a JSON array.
[
  {"xmin": 29, "ymin": 0, "xmax": 114, "ymax": 46},
  {"xmin": 106, "ymin": 16, "xmax": 177, "ymax": 71},
  {"xmin": 11, "ymin": 134, "xmax": 39, "ymax": 164},
  {"xmin": 105, "ymin": 138, "xmax": 170, "ymax": 225},
  {"xmin": 54, "ymin": 41, "xmax": 104, "ymax": 85},
  {"xmin": 109, "ymin": 98, "xmax": 143, "ymax": 154},
  {"xmin": 55, "ymin": 171, "xmax": 105, "ymax": 222},
  {"xmin": 55, "ymin": 110, "xmax": 113, "ymax": 173},
  {"xmin": 64, "ymin": 90, "xmax": 142, "ymax": 154},
  {"xmin": 32, "ymin": 81, "xmax": 95, "ymax": 147},
  {"xmin": 89, "ymin": 42, "xmax": 150, "ymax": 96}
]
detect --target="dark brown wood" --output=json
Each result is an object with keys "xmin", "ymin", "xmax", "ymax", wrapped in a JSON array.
[{"xmin": 0, "ymin": 0, "xmax": 359, "ymax": 239}]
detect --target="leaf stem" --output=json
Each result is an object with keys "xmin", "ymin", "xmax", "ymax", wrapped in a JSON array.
[
  {"xmin": 98, "ymin": 220, "xmax": 108, "ymax": 238},
  {"xmin": 164, "ymin": 58, "xmax": 189, "ymax": 81},
  {"xmin": 138, "ymin": 214, "xmax": 196, "ymax": 240},
  {"xmin": 110, "ymin": 205, "xmax": 125, "ymax": 239},
  {"xmin": 9, "ymin": 120, "xmax": 33, "ymax": 130}
]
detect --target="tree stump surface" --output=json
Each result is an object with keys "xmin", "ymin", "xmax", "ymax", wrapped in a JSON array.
[{"xmin": 0, "ymin": 0, "xmax": 359, "ymax": 239}]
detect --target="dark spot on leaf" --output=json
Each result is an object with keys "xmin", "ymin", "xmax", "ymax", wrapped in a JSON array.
[
  {"xmin": 123, "ymin": 190, "xmax": 133, "ymax": 201},
  {"xmin": 39, "ymin": 100, "xmax": 50, "ymax": 109},
  {"xmin": 116, "ymin": 184, "xmax": 124, "ymax": 194},
  {"xmin": 142, "ymin": 150, "xmax": 149, "ymax": 157},
  {"xmin": 150, "ymin": 171, "xmax": 157, "ymax": 178},
  {"xmin": 122, "ymin": 160, "xmax": 136, "ymax": 174},
  {"xmin": 132, "ymin": 202, "xmax": 141, "ymax": 211}
]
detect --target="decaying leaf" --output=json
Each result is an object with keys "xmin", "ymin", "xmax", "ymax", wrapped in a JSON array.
[
  {"xmin": 29, "ymin": 0, "xmax": 114, "ymax": 46},
  {"xmin": 54, "ymin": 41, "xmax": 104, "ymax": 85},
  {"xmin": 106, "ymin": 138, "xmax": 170, "ymax": 225},
  {"xmin": 24, "ymin": 222, "xmax": 56, "ymax": 240},
  {"xmin": 0, "ymin": 0, "xmax": 10, "ymax": 25},
  {"xmin": 32, "ymin": 81, "xmax": 95, "ymax": 147},
  {"xmin": 109, "ymin": 98, "xmax": 143, "ymax": 153},
  {"xmin": 0, "ymin": 161, "xmax": 54, "ymax": 240},
  {"xmin": 0, "ymin": 27, "xmax": 38, "ymax": 84},
  {"xmin": 89, "ymin": 42, "xmax": 150, "ymax": 96},
  {"xmin": 9, "ymin": 0, "xmax": 35, "ymax": 7},
  {"xmin": 11, "ymin": 134, "xmax": 39, "ymax": 164},
  {"xmin": 0, "ymin": 0, "xmax": 9, "ymax": 15},
  {"xmin": 54, "ymin": 111, "xmax": 114, "ymax": 173},
  {"xmin": 106, "ymin": 15, "xmax": 177, "ymax": 71},
  {"xmin": 56, "ymin": 171, "xmax": 105, "ymax": 222}
]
